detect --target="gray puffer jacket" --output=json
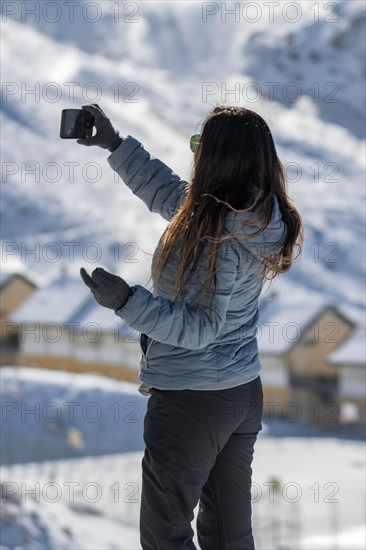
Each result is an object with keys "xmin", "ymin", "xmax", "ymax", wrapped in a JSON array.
[{"xmin": 108, "ymin": 136, "xmax": 287, "ymax": 396}]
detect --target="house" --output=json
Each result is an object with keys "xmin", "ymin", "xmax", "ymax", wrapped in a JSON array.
[
  {"xmin": 8, "ymin": 275, "xmax": 141, "ymax": 383},
  {"xmin": 0, "ymin": 271, "xmax": 37, "ymax": 364},
  {"xmin": 327, "ymin": 327, "xmax": 366, "ymax": 424},
  {"xmin": 257, "ymin": 291, "xmax": 356, "ymax": 426}
]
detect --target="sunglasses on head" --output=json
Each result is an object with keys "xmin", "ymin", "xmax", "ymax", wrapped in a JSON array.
[{"xmin": 190, "ymin": 134, "xmax": 201, "ymax": 153}]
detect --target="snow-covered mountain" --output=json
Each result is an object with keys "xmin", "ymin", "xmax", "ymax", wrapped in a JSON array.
[{"xmin": 1, "ymin": 0, "xmax": 365, "ymax": 314}]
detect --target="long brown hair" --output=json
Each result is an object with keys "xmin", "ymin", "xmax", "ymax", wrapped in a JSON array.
[{"xmin": 151, "ymin": 106, "xmax": 303, "ymax": 303}]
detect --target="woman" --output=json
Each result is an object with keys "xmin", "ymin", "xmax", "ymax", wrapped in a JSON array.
[{"xmin": 79, "ymin": 104, "xmax": 303, "ymax": 549}]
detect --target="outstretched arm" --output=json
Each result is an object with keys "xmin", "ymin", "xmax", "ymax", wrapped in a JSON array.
[
  {"xmin": 108, "ymin": 136, "xmax": 189, "ymax": 222},
  {"xmin": 80, "ymin": 243, "xmax": 239, "ymax": 350},
  {"xmin": 76, "ymin": 103, "xmax": 189, "ymax": 222}
]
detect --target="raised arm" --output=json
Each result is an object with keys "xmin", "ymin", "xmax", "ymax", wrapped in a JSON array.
[
  {"xmin": 107, "ymin": 136, "xmax": 189, "ymax": 222},
  {"xmin": 75, "ymin": 104, "xmax": 189, "ymax": 222}
]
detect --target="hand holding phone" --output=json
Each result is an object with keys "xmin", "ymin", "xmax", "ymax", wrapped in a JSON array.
[{"xmin": 60, "ymin": 104, "xmax": 123, "ymax": 152}]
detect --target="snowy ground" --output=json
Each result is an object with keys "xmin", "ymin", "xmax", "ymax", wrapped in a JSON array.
[
  {"xmin": 1, "ymin": 367, "xmax": 147, "ymax": 465},
  {"xmin": 1, "ymin": 367, "xmax": 365, "ymax": 549},
  {"xmin": 1, "ymin": 437, "xmax": 365, "ymax": 549}
]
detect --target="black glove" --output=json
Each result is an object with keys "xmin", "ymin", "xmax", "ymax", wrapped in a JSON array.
[
  {"xmin": 80, "ymin": 267, "xmax": 132, "ymax": 312},
  {"xmin": 76, "ymin": 104, "xmax": 123, "ymax": 152}
]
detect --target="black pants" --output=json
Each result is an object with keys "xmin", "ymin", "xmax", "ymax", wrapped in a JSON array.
[{"xmin": 140, "ymin": 375, "xmax": 263, "ymax": 550}]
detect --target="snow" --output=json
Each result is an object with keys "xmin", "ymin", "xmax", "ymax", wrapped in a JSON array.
[
  {"xmin": 0, "ymin": 0, "xmax": 365, "ymax": 318},
  {"xmin": 1, "ymin": 3, "xmax": 365, "ymax": 545},
  {"xmin": 0, "ymin": 272, "xmax": 12, "ymax": 288},
  {"xmin": 8, "ymin": 274, "xmax": 139, "ymax": 339},
  {"xmin": 1, "ymin": 367, "xmax": 147, "ymax": 464},
  {"xmin": 244, "ymin": 4, "xmax": 366, "ymax": 138},
  {"xmin": 257, "ymin": 290, "xmax": 330, "ymax": 354},
  {"xmin": 71, "ymin": 297, "xmax": 139, "ymax": 337},
  {"xmin": 328, "ymin": 327, "xmax": 366, "ymax": 366},
  {"xmin": 1, "ymin": 366, "xmax": 365, "ymax": 549},
  {"xmin": 8, "ymin": 276, "xmax": 92, "ymax": 324},
  {"xmin": 1, "ymin": 366, "xmax": 141, "ymax": 393},
  {"xmin": 0, "ymin": 265, "xmax": 41, "ymax": 289}
]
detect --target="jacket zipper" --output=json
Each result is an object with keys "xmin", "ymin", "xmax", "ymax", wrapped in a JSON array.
[{"xmin": 143, "ymin": 337, "xmax": 154, "ymax": 370}]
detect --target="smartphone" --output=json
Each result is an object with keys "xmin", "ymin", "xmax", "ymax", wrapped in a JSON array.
[{"xmin": 60, "ymin": 109, "xmax": 95, "ymax": 139}]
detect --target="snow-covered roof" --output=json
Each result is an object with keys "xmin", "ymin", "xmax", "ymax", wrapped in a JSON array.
[
  {"xmin": 72, "ymin": 296, "xmax": 139, "ymax": 338},
  {"xmin": 257, "ymin": 290, "xmax": 355, "ymax": 355},
  {"xmin": 9, "ymin": 275, "xmax": 91, "ymax": 324},
  {"xmin": 8, "ymin": 275, "xmax": 138, "ymax": 338},
  {"xmin": 0, "ymin": 271, "xmax": 37, "ymax": 290},
  {"xmin": 0, "ymin": 272, "xmax": 12, "ymax": 289},
  {"xmin": 327, "ymin": 327, "xmax": 366, "ymax": 367},
  {"xmin": 258, "ymin": 290, "xmax": 325, "ymax": 354}
]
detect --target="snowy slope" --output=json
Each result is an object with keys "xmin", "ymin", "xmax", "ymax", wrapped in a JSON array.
[
  {"xmin": 1, "ymin": 0, "xmax": 365, "ymax": 312},
  {"xmin": 244, "ymin": 5, "xmax": 366, "ymax": 138}
]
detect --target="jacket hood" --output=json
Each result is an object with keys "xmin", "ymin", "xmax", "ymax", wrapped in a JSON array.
[{"xmin": 224, "ymin": 195, "xmax": 287, "ymax": 256}]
